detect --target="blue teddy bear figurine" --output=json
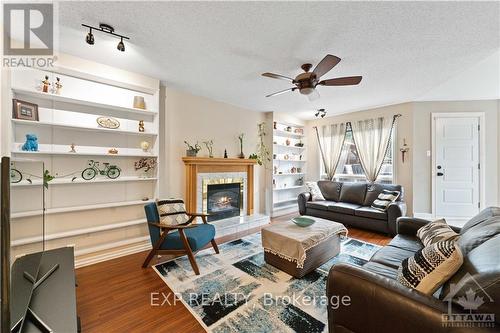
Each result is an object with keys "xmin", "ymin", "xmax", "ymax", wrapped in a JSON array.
[{"xmin": 22, "ymin": 134, "xmax": 39, "ymax": 152}]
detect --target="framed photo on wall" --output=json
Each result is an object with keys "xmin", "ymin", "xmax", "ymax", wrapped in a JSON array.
[{"xmin": 12, "ymin": 99, "xmax": 39, "ymax": 121}]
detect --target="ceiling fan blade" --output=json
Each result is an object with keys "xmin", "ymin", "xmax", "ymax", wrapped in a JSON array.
[
  {"xmin": 319, "ymin": 76, "xmax": 362, "ymax": 86},
  {"xmin": 265, "ymin": 87, "xmax": 296, "ymax": 98},
  {"xmin": 307, "ymin": 89, "xmax": 320, "ymax": 101},
  {"xmin": 262, "ymin": 72, "xmax": 294, "ymax": 82},
  {"xmin": 312, "ymin": 54, "xmax": 341, "ymax": 78}
]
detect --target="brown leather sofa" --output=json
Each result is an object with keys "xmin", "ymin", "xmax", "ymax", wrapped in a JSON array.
[
  {"xmin": 298, "ymin": 181, "xmax": 406, "ymax": 236},
  {"xmin": 327, "ymin": 207, "xmax": 500, "ymax": 333}
]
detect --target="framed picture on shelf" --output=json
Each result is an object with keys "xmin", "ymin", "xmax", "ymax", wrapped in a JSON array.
[{"xmin": 12, "ymin": 99, "xmax": 39, "ymax": 121}]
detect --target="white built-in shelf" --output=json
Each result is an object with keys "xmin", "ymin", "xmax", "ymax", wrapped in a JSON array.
[
  {"xmin": 12, "ymin": 88, "xmax": 158, "ymax": 117},
  {"xmin": 273, "ymin": 198, "xmax": 298, "ymax": 205},
  {"xmin": 12, "ymin": 144, "xmax": 157, "ymax": 158},
  {"xmin": 273, "ymin": 185, "xmax": 305, "ymax": 191},
  {"xmin": 274, "ymin": 159, "xmax": 306, "ymax": 162},
  {"xmin": 273, "ymin": 144, "xmax": 305, "ymax": 150},
  {"xmin": 12, "ymin": 176, "xmax": 157, "ymax": 187},
  {"xmin": 11, "ymin": 199, "xmax": 155, "ymax": 219},
  {"xmin": 273, "ymin": 129, "xmax": 304, "ymax": 138},
  {"xmin": 12, "ymin": 118, "xmax": 158, "ymax": 136},
  {"xmin": 273, "ymin": 203, "xmax": 298, "ymax": 211},
  {"xmin": 273, "ymin": 173, "xmax": 305, "ymax": 177}
]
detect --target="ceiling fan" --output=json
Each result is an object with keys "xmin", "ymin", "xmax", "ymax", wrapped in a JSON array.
[{"xmin": 262, "ymin": 54, "xmax": 362, "ymax": 101}]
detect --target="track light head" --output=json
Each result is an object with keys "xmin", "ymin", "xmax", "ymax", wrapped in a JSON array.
[
  {"xmin": 86, "ymin": 28, "xmax": 94, "ymax": 45},
  {"xmin": 315, "ymin": 112, "xmax": 320, "ymax": 117},
  {"xmin": 117, "ymin": 38, "xmax": 125, "ymax": 52},
  {"xmin": 315, "ymin": 108, "xmax": 327, "ymax": 118}
]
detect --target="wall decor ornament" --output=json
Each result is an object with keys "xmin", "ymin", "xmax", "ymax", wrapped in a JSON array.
[
  {"xmin": 140, "ymin": 141, "xmax": 150, "ymax": 152},
  {"xmin": 13, "ymin": 99, "xmax": 39, "ymax": 121},
  {"xmin": 400, "ymin": 138, "xmax": 410, "ymax": 163},
  {"xmin": 255, "ymin": 122, "xmax": 271, "ymax": 166},
  {"xmin": 238, "ymin": 133, "xmax": 245, "ymax": 159},
  {"xmin": 53, "ymin": 77, "xmax": 62, "ymax": 94},
  {"xmin": 41, "ymin": 75, "xmax": 50, "ymax": 93},
  {"xmin": 138, "ymin": 120, "xmax": 145, "ymax": 132},
  {"xmin": 134, "ymin": 158, "xmax": 157, "ymax": 178},
  {"xmin": 69, "ymin": 143, "xmax": 76, "ymax": 153},
  {"xmin": 97, "ymin": 116, "xmax": 120, "ymax": 129},
  {"xmin": 21, "ymin": 134, "xmax": 38, "ymax": 151},
  {"xmin": 108, "ymin": 148, "xmax": 118, "ymax": 154},
  {"xmin": 184, "ymin": 141, "xmax": 201, "ymax": 157},
  {"xmin": 133, "ymin": 96, "xmax": 146, "ymax": 109},
  {"xmin": 203, "ymin": 140, "xmax": 214, "ymax": 158},
  {"xmin": 81, "ymin": 160, "xmax": 121, "ymax": 180}
]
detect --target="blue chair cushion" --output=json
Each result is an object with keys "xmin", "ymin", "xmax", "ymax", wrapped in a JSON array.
[{"xmin": 160, "ymin": 223, "xmax": 216, "ymax": 251}]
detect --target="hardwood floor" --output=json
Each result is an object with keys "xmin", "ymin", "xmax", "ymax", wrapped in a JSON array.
[{"xmin": 75, "ymin": 214, "xmax": 390, "ymax": 333}]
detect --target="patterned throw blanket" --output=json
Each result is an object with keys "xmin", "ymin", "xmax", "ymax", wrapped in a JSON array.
[{"xmin": 261, "ymin": 216, "xmax": 348, "ymax": 268}]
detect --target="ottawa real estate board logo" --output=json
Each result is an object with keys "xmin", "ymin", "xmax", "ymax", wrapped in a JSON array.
[{"xmin": 3, "ymin": 3, "xmax": 54, "ymax": 67}]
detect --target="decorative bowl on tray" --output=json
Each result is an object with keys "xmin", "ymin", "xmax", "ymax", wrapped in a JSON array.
[{"xmin": 291, "ymin": 216, "xmax": 315, "ymax": 227}]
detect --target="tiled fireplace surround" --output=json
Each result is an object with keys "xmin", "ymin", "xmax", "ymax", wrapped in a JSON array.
[{"xmin": 182, "ymin": 157, "xmax": 270, "ymax": 237}]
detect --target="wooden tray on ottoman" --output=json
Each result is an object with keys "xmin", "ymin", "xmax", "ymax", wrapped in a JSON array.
[{"xmin": 264, "ymin": 236, "xmax": 341, "ymax": 278}]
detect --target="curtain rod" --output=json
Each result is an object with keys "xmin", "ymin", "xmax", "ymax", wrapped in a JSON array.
[{"xmin": 313, "ymin": 114, "xmax": 402, "ymax": 129}]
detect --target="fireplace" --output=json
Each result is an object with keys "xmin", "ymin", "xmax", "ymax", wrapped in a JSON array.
[{"xmin": 206, "ymin": 183, "xmax": 242, "ymax": 222}]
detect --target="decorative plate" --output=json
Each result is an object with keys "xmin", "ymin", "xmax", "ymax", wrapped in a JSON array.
[
  {"xmin": 291, "ymin": 216, "xmax": 315, "ymax": 227},
  {"xmin": 97, "ymin": 117, "xmax": 120, "ymax": 129}
]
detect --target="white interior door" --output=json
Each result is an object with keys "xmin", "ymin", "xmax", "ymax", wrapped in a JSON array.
[{"xmin": 434, "ymin": 116, "xmax": 480, "ymax": 217}]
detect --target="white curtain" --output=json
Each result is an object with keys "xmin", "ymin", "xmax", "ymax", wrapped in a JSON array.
[
  {"xmin": 350, "ymin": 116, "xmax": 396, "ymax": 182},
  {"xmin": 315, "ymin": 123, "xmax": 346, "ymax": 180}
]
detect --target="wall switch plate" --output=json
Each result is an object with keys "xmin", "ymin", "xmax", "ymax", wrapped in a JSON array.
[{"xmin": 426, "ymin": 150, "xmax": 431, "ymax": 157}]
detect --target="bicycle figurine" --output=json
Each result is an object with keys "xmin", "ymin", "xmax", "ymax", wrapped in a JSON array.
[
  {"xmin": 10, "ymin": 163, "xmax": 22, "ymax": 183},
  {"xmin": 81, "ymin": 160, "xmax": 121, "ymax": 180}
]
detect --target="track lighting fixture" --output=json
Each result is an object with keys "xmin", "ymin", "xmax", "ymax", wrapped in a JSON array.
[
  {"xmin": 315, "ymin": 108, "xmax": 327, "ymax": 118},
  {"xmin": 81, "ymin": 23, "xmax": 129, "ymax": 52}
]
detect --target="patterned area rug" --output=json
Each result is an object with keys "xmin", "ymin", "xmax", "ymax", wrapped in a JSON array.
[{"xmin": 153, "ymin": 233, "xmax": 380, "ymax": 333}]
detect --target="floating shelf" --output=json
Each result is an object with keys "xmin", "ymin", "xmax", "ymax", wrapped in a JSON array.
[
  {"xmin": 273, "ymin": 185, "xmax": 304, "ymax": 191},
  {"xmin": 273, "ymin": 173, "xmax": 305, "ymax": 177},
  {"xmin": 273, "ymin": 144, "xmax": 305, "ymax": 149},
  {"xmin": 273, "ymin": 198, "xmax": 298, "ymax": 205},
  {"xmin": 11, "ymin": 176, "xmax": 157, "ymax": 187},
  {"xmin": 12, "ymin": 118, "xmax": 158, "ymax": 136},
  {"xmin": 12, "ymin": 88, "xmax": 158, "ymax": 117},
  {"xmin": 12, "ymin": 145, "xmax": 157, "ymax": 158},
  {"xmin": 273, "ymin": 203, "xmax": 298, "ymax": 211},
  {"xmin": 273, "ymin": 159, "xmax": 306, "ymax": 162},
  {"xmin": 273, "ymin": 129, "xmax": 304, "ymax": 138},
  {"xmin": 11, "ymin": 199, "xmax": 154, "ymax": 218}
]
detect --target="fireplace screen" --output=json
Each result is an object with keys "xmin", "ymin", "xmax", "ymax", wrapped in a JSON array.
[{"xmin": 206, "ymin": 182, "xmax": 242, "ymax": 221}]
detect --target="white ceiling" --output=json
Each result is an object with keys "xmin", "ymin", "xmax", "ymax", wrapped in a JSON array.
[{"xmin": 57, "ymin": 1, "xmax": 500, "ymax": 118}]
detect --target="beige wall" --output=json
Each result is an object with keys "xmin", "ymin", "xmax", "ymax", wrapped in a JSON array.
[
  {"xmin": 161, "ymin": 86, "xmax": 268, "ymax": 213},
  {"xmin": 412, "ymin": 100, "xmax": 499, "ymax": 214},
  {"xmin": 305, "ymin": 103, "xmax": 414, "ymax": 215}
]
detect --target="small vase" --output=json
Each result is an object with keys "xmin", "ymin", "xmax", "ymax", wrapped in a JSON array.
[{"xmin": 186, "ymin": 149, "xmax": 197, "ymax": 157}]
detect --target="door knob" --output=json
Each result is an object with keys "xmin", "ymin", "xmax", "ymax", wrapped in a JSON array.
[{"xmin": 437, "ymin": 172, "xmax": 444, "ymax": 176}]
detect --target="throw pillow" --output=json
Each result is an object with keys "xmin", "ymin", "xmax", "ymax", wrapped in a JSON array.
[
  {"xmin": 305, "ymin": 182, "xmax": 325, "ymax": 201},
  {"xmin": 371, "ymin": 189, "xmax": 400, "ymax": 211},
  {"xmin": 397, "ymin": 240, "xmax": 463, "ymax": 295},
  {"xmin": 156, "ymin": 199, "xmax": 190, "ymax": 226},
  {"xmin": 417, "ymin": 218, "xmax": 460, "ymax": 247}
]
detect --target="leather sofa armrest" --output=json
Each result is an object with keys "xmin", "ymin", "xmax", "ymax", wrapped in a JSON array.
[
  {"xmin": 387, "ymin": 201, "xmax": 407, "ymax": 236},
  {"xmin": 397, "ymin": 216, "xmax": 433, "ymax": 236},
  {"xmin": 298, "ymin": 192, "xmax": 311, "ymax": 215},
  {"xmin": 327, "ymin": 263, "xmax": 450, "ymax": 333}
]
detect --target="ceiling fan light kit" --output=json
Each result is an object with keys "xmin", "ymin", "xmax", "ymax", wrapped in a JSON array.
[
  {"xmin": 82, "ymin": 23, "xmax": 130, "ymax": 52},
  {"xmin": 262, "ymin": 54, "xmax": 362, "ymax": 100}
]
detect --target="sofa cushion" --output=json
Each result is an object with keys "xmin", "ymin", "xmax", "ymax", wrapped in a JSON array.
[
  {"xmin": 362, "ymin": 261, "xmax": 398, "ymax": 280},
  {"xmin": 364, "ymin": 183, "xmax": 404, "ymax": 206},
  {"xmin": 317, "ymin": 180, "xmax": 342, "ymax": 202},
  {"xmin": 457, "ymin": 215, "xmax": 500, "ymax": 255},
  {"xmin": 305, "ymin": 181, "xmax": 325, "ymax": 201},
  {"xmin": 339, "ymin": 182, "xmax": 367, "ymax": 205},
  {"xmin": 397, "ymin": 240, "xmax": 463, "ymax": 295},
  {"xmin": 328, "ymin": 202, "xmax": 362, "ymax": 215},
  {"xmin": 355, "ymin": 206, "xmax": 387, "ymax": 221},
  {"xmin": 388, "ymin": 234, "xmax": 424, "ymax": 253},
  {"xmin": 370, "ymin": 245, "xmax": 416, "ymax": 269},
  {"xmin": 460, "ymin": 206, "xmax": 500, "ymax": 234},
  {"xmin": 161, "ymin": 223, "xmax": 216, "ymax": 251},
  {"xmin": 417, "ymin": 218, "xmax": 460, "ymax": 247},
  {"xmin": 371, "ymin": 190, "xmax": 400, "ymax": 211},
  {"xmin": 306, "ymin": 201, "xmax": 335, "ymax": 211}
]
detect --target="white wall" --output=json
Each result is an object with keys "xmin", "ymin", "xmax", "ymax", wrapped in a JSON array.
[
  {"xmin": 305, "ymin": 103, "xmax": 414, "ymax": 215},
  {"xmin": 412, "ymin": 100, "xmax": 499, "ymax": 214},
  {"xmin": 161, "ymin": 87, "xmax": 268, "ymax": 213}
]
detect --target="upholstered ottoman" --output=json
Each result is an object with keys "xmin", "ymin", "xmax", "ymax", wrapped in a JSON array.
[{"xmin": 262, "ymin": 216, "xmax": 347, "ymax": 278}]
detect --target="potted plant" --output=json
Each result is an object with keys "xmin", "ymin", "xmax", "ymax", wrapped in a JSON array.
[{"xmin": 184, "ymin": 141, "xmax": 201, "ymax": 157}]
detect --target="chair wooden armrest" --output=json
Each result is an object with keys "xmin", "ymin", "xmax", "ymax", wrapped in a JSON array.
[{"xmin": 186, "ymin": 212, "xmax": 210, "ymax": 217}]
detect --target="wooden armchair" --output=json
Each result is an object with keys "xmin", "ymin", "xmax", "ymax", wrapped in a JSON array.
[{"xmin": 142, "ymin": 200, "xmax": 219, "ymax": 275}]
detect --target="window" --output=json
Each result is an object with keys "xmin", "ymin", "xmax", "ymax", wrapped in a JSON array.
[{"xmin": 321, "ymin": 128, "xmax": 394, "ymax": 183}]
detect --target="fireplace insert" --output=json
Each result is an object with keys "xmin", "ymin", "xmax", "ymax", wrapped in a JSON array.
[{"xmin": 207, "ymin": 183, "xmax": 241, "ymax": 222}]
